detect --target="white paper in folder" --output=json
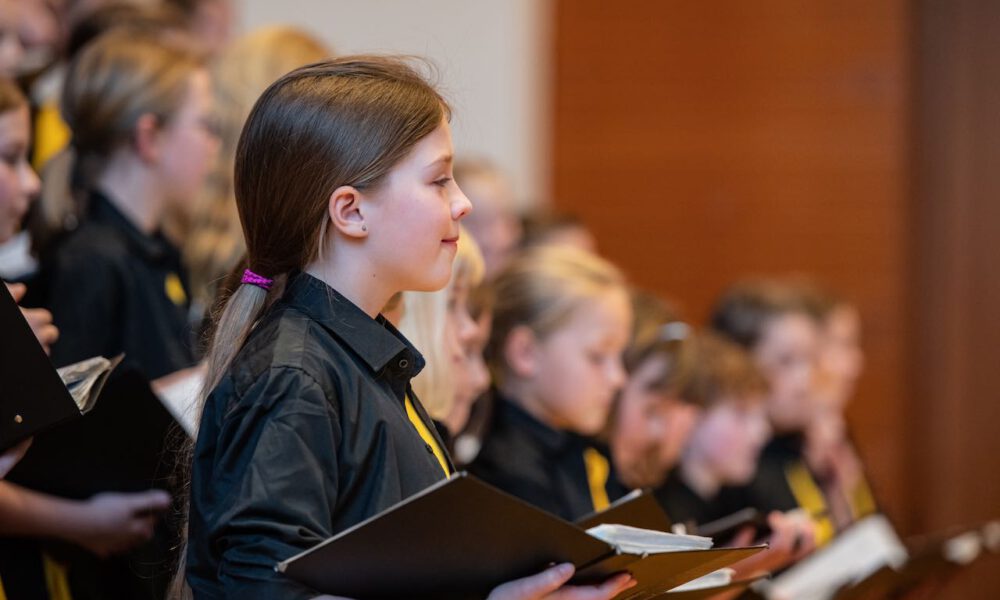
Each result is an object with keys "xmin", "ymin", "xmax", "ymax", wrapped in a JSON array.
[{"xmin": 760, "ymin": 514, "xmax": 908, "ymax": 600}]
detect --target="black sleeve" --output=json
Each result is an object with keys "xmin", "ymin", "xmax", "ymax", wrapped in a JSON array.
[
  {"xmin": 188, "ymin": 367, "xmax": 343, "ymax": 599},
  {"xmin": 45, "ymin": 252, "xmax": 121, "ymax": 368}
]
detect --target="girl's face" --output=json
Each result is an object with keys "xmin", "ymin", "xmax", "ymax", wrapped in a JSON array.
[
  {"xmin": 685, "ymin": 397, "xmax": 770, "ymax": 485},
  {"xmin": 444, "ymin": 279, "xmax": 491, "ymax": 435},
  {"xmin": 613, "ymin": 353, "xmax": 700, "ymax": 487},
  {"xmin": 0, "ymin": 1, "xmax": 25, "ymax": 79},
  {"xmin": 158, "ymin": 69, "xmax": 220, "ymax": 214},
  {"xmin": 753, "ymin": 313, "xmax": 819, "ymax": 432},
  {"xmin": 0, "ymin": 105, "xmax": 39, "ymax": 244},
  {"xmin": 815, "ymin": 305, "xmax": 863, "ymax": 411},
  {"xmin": 528, "ymin": 288, "xmax": 632, "ymax": 436},
  {"xmin": 365, "ymin": 121, "xmax": 472, "ymax": 293}
]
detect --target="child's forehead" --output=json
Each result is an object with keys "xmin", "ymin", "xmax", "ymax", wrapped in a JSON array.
[{"xmin": 553, "ymin": 292, "xmax": 632, "ymax": 341}]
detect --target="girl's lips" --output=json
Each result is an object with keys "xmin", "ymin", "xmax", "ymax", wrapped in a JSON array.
[{"xmin": 442, "ymin": 236, "xmax": 460, "ymax": 244}]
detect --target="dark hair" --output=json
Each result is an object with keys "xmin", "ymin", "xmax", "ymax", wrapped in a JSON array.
[
  {"xmin": 710, "ymin": 278, "xmax": 814, "ymax": 349},
  {"xmin": 674, "ymin": 332, "xmax": 768, "ymax": 408}
]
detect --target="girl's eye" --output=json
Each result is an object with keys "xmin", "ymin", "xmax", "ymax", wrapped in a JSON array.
[{"xmin": 433, "ymin": 177, "xmax": 452, "ymax": 188}]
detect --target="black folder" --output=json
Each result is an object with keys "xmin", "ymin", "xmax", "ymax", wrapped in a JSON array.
[
  {"xmin": 695, "ymin": 508, "xmax": 770, "ymax": 543},
  {"xmin": 576, "ymin": 488, "xmax": 674, "ymax": 532},
  {"xmin": 2, "ymin": 277, "xmax": 179, "ymax": 498},
  {"xmin": 6, "ymin": 366, "xmax": 179, "ymax": 498},
  {"xmin": 277, "ymin": 474, "xmax": 764, "ymax": 600},
  {"xmin": 663, "ymin": 575, "xmax": 767, "ymax": 599},
  {"xmin": 0, "ymin": 283, "xmax": 93, "ymax": 452}
]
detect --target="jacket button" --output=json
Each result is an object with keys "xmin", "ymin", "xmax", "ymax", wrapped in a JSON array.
[
  {"xmin": 399, "ymin": 359, "xmax": 409, "ymax": 369},
  {"xmin": 425, "ymin": 444, "xmax": 434, "ymax": 454}
]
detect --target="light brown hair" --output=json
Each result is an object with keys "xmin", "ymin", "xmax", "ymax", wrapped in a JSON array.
[
  {"xmin": 0, "ymin": 78, "xmax": 26, "ymax": 113},
  {"xmin": 184, "ymin": 26, "xmax": 330, "ymax": 311},
  {"xmin": 709, "ymin": 278, "xmax": 814, "ymax": 349},
  {"xmin": 485, "ymin": 245, "xmax": 626, "ymax": 381},
  {"xmin": 61, "ymin": 29, "xmax": 206, "ymax": 195},
  {"xmin": 675, "ymin": 332, "xmax": 769, "ymax": 408}
]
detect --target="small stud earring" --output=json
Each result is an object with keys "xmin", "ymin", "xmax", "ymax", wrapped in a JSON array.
[{"xmin": 361, "ymin": 224, "xmax": 368, "ymax": 232}]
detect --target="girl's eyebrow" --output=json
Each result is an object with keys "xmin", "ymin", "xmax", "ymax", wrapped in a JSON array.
[{"xmin": 426, "ymin": 154, "xmax": 453, "ymax": 169}]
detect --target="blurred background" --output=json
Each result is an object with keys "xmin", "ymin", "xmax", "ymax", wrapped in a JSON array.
[
  {"xmin": 4, "ymin": 0, "xmax": 998, "ymax": 596},
  {"xmin": 243, "ymin": 1, "xmax": 1000, "ymax": 595}
]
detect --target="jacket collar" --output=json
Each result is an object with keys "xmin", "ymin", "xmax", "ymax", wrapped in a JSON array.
[
  {"xmin": 494, "ymin": 390, "xmax": 583, "ymax": 456},
  {"xmin": 88, "ymin": 189, "xmax": 176, "ymax": 263},
  {"xmin": 282, "ymin": 272, "xmax": 425, "ymax": 378}
]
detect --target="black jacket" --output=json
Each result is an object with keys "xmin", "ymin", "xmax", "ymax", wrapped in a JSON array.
[
  {"xmin": 468, "ymin": 392, "xmax": 627, "ymax": 522},
  {"xmin": 187, "ymin": 272, "xmax": 452, "ymax": 599},
  {"xmin": 41, "ymin": 189, "xmax": 195, "ymax": 376},
  {"xmin": 654, "ymin": 467, "xmax": 748, "ymax": 534}
]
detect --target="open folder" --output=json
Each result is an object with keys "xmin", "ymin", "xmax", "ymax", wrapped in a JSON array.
[
  {"xmin": 0, "ymin": 283, "xmax": 121, "ymax": 452},
  {"xmin": 277, "ymin": 474, "xmax": 764, "ymax": 600},
  {"xmin": 576, "ymin": 488, "xmax": 674, "ymax": 532}
]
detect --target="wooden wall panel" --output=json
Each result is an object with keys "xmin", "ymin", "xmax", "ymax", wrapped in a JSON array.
[
  {"xmin": 552, "ymin": 0, "xmax": 913, "ymax": 527},
  {"xmin": 910, "ymin": 0, "xmax": 1000, "ymax": 596},
  {"xmin": 553, "ymin": 1, "xmax": 1000, "ymax": 595}
]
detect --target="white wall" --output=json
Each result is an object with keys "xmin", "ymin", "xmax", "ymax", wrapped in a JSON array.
[{"xmin": 238, "ymin": 0, "xmax": 550, "ymax": 209}]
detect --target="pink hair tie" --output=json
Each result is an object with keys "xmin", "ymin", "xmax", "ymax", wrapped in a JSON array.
[{"xmin": 241, "ymin": 269, "xmax": 273, "ymax": 291}]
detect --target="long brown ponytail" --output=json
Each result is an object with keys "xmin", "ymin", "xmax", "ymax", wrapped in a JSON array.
[{"xmin": 170, "ymin": 55, "xmax": 449, "ymax": 598}]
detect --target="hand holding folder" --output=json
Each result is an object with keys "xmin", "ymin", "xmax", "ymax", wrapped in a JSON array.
[
  {"xmin": 277, "ymin": 474, "xmax": 764, "ymax": 600},
  {"xmin": 3, "ymin": 282, "xmax": 58, "ymax": 353}
]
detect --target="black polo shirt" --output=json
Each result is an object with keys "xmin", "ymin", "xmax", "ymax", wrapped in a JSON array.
[
  {"xmin": 187, "ymin": 272, "xmax": 452, "ymax": 599},
  {"xmin": 41, "ymin": 189, "xmax": 195, "ymax": 376},
  {"xmin": 723, "ymin": 433, "xmax": 807, "ymax": 516},
  {"xmin": 467, "ymin": 392, "xmax": 627, "ymax": 522},
  {"xmin": 654, "ymin": 468, "xmax": 749, "ymax": 536}
]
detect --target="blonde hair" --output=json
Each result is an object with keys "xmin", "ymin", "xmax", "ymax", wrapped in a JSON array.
[
  {"xmin": 184, "ymin": 26, "xmax": 331, "ymax": 310},
  {"xmin": 399, "ymin": 227, "xmax": 485, "ymax": 420},
  {"xmin": 486, "ymin": 245, "xmax": 626, "ymax": 380},
  {"xmin": 61, "ymin": 29, "xmax": 205, "ymax": 194}
]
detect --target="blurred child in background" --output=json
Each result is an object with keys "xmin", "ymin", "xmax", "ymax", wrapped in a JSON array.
[{"xmin": 470, "ymin": 245, "xmax": 632, "ymax": 521}]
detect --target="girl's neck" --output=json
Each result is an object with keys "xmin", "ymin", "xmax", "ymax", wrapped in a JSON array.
[
  {"xmin": 499, "ymin": 378, "xmax": 568, "ymax": 432},
  {"xmin": 95, "ymin": 156, "xmax": 165, "ymax": 235},
  {"xmin": 679, "ymin": 452, "xmax": 722, "ymax": 501},
  {"xmin": 305, "ymin": 243, "xmax": 396, "ymax": 319}
]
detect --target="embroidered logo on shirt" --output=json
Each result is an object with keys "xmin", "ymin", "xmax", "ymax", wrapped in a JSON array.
[{"xmin": 165, "ymin": 272, "xmax": 188, "ymax": 306}]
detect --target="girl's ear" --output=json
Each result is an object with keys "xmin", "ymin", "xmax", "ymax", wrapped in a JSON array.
[
  {"xmin": 328, "ymin": 185, "xmax": 369, "ymax": 239},
  {"xmin": 133, "ymin": 113, "xmax": 160, "ymax": 164},
  {"xmin": 504, "ymin": 325, "xmax": 540, "ymax": 379}
]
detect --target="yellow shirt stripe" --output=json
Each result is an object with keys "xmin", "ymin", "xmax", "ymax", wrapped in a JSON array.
[
  {"xmin": 0, "ymin": 555, "xmax": 73, "ymax": 600},
  {"xmin": 32, "ymin": 101, "xmax": 71, "ymax": 170},
  {"xmin": 785, "ymin": 461, "xmax": 836, "ymax": 546},
  {"xmin": 43, "ymin": 554, "xmax": 72, "ymax": 600},
  {"xmin": 583, "ymin": 447, "xmax": 611, "ymax": 512},
  {"xmin": 404, "ymin": 395, "xmax": 450, "ymax": 477}
]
